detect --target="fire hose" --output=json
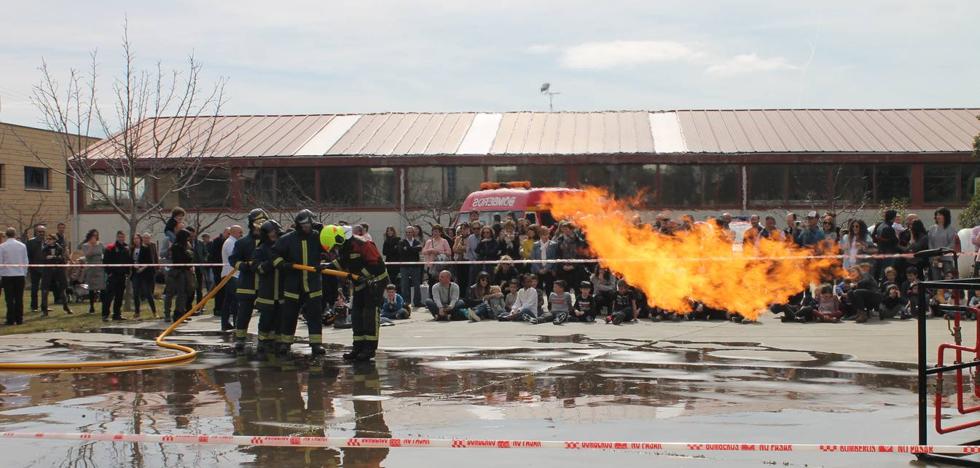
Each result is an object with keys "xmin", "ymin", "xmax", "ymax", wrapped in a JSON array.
[{"xmin": 0, "ymin": 265, "xmax": 355, "ymax": 372}]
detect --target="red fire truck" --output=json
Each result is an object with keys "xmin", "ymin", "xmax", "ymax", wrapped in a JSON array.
[{"xmin": 455, "ymin": 181, "xmax": 582, "ymax": 227}]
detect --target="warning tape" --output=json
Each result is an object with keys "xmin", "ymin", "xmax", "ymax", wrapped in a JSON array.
[
  {"xmin": 0, "ymin": 432, "xmax": 977, "ymax": 454},
  {"xmin": 0, "ymin": 251, "xmax": 932, "ymax": 269}
]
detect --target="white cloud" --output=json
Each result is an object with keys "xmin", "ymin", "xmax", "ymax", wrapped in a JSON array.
[
  {"xmin": 525, "ymin": 44, "xmax": 555, "ymax": 54},
  {"xmin": 705, "ymin": 53, "xmax": 799, "ymax": 76},
  {"xmin": 559, "ymin": 40, "xmax": 698, "ymax": 69}
]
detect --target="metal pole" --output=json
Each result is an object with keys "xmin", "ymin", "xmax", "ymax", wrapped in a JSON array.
[{"xmin": 917, "ymin": 280, "xmax": 928, "ymax": 446}]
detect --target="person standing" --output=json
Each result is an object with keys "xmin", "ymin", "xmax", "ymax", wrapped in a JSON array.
[
  {"xmin": 55, "ymin": 222, "xmax": 68, "ymax": 252},
  {"xmin": 928, "ymin": 207, "xmax": 960, "ymax": 280},
  {"xmin": 0, "ymin": 228, "xmax": 29, "ymax": 325},
  {"xmin": 168, "ymin": 229, "xmax": 196, "ymax": 323},
  {"xmin": 131, "ymin": 233, "xmax": 158, "ymax": 319},
  {"xmin": 220, "ymin": 225, "xmax": 243, "ymax": 331},
  {"xmin": 795, "ymin": 211, "xmax": 826, "ymax": 247},
  {"xmin": 381, "ymin": 226, "xmax": 401, "ymax": 289},
  {"xmin": 25, "ymin": 224, "xmax": 46, "ymax": 314},
  {"xmin": 231, "ymin": 209, "xmax": 268, "ymax": 340},
  {"xmin": 79, "ymin": 230, "xmax": 105, "ymax": 315},
  {"xmin": 531, "ymin": 226, "xmax": 559, "ymax": 294},
  {"xmin": 101, "ymin": 231, "xmax": 130, "ymax": 321},
  {"xmin": 208, "ymin": 227, "xmax": 229, "ymax": 315},
  {"xmin": 397, "ymin": 226, "xmax": 423, "ymax": 309},
  {"xmin": 40, "ymin": 234, "xmax": 71, "ymax": 316},
  {"xmin": 324, "ymin": 224, "xmax": 390, "ymax": 361},
  {"xmin": 421, "ymin": 225, "xmax": 452, "ymax": 284},
  {"xmin": 244, "ymin": 220, "xmax": 283, "ymax": 355},
  {"xmin": 271, "ymin": 209, "xmax": 327, "ymax": 356}
]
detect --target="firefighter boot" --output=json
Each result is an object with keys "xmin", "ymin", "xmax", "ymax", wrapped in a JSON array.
[{"xmin": 310, "ymin": 343, "xmax": 326, "ymax": 356}]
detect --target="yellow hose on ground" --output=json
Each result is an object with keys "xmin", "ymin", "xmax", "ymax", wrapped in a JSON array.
[{"xmin": 0, "ymin": 269, "xmax": 238, "ymax": 371}]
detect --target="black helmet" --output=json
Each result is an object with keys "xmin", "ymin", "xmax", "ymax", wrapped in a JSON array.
[
  {"xmin": 248, "ymin": 208, "xmax": 269, "ymax": 231},
  {"xmin": 294, "ymin": 209, "xmax": 315, "ymax": 227},
  {"xmin": 259, "ymin": 219, "xmax": 282, "ymax": 242}
]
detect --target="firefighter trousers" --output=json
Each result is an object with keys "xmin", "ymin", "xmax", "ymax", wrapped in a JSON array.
[
  {"xmin": 254, "ymin": 300, "xmax": 281, "ymax": 345},
  {"xmin": 280, "ymin": 291, "xmax": 323, "ymax": 346},
  {"xmin": 351, "ymin": 289, "xmax": 381, "ymax": 354},
  {"xmin": 234, "ymin": 294, "xmax": 257, "ymax": 341}
]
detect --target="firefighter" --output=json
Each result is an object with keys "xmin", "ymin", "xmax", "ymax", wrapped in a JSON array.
[
  {"xmin": 250, "ymin": 219, "xmax": 285, "ymax": 357},
  {"xmin": 271, "ymin": 209, "xmax": 327, "ymax": 356},
  {"xmin": 230, "ymin": 208, "xmax": 268, "ymax": 349},
  {"xmin": 320, "ymin": 224, "xmax": 388, "ymax": 362}
]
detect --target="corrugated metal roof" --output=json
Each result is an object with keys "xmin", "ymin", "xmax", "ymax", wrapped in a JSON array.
[{"xmin": 83, "ymin": 108, "xmax": 980, "ymax": 158}]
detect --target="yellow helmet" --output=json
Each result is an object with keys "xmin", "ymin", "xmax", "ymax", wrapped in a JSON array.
[{"xmin": 320, "ymin": 224, "xmax": 351, "ymax": 250}]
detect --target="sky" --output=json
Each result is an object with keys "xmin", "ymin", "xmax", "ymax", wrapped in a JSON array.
[{"xmin": 1, "ymin": 0, "xmax": 978, "ymax": 131}]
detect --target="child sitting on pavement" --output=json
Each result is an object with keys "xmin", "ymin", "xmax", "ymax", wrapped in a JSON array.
[
  {"xmin": 606, "ymin": 281, "xmax": 637, "ymax": 325},
  {"xmin": 570, "ymin": 280, "xmax": 596, "ymax": 322},
  {"xmin": 793, "ymin": 284, "xmax": 842, "ymax": 323},
  {"xmin": 381, "ymin": 284, "xmax": 409, "ymax": 324},
  {"xmin": 547, "ymin": 280, "xmax": 574, "ymax": 325},
  {"xmin": 485, "ymin": 284, "xmax": 507, "ymax": 319},
  {"xmin": 878, "ymin": 283, "xmax": 911, "ymax": 320}
]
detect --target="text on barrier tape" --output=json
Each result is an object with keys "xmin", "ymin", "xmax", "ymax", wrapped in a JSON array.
[{"xmin": 1, "ymin": 432, "xmax": 978, "ymax": 454}]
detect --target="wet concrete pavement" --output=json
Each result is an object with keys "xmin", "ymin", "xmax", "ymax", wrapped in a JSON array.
[{"xmin": 0, "ymin": 315, "xmax": 976, "ymax": 467}]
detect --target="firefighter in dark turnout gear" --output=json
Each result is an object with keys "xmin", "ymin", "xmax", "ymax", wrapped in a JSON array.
[
  {"xmin": 244, "ymin": 219, "xmax": 285, "ymax": 357},
  {"xmin": 321, "ymin": 225, "xmax": 388, "ymax": 362},
  {"xmin": 272, "ymin": 209, "xmax": 327, "ymax": 356},
  {"xmin": 230, "ymin": 208, "xmax": 268, "ymax": 346}
]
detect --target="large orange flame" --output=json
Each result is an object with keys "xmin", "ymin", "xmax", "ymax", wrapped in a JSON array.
[{"xmin": 545, "ymin": 188, "xmax": 840, "ymax": 319}]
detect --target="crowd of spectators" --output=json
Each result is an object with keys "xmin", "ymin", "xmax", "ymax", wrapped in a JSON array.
[
  {"xmin": 378, "ymin": 207, "xmax": 977, "ymax": 326},
  {"xmin": 0, "ymin": 204, "xmax": 976, "ymax": 328}
]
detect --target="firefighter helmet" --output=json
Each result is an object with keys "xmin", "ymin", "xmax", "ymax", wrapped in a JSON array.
[
  {"xmin": 294, "ymin": 209, "xmax": 315, "ymax": 227},
  {"xmin": 259, "ymin": 219, "xmax": 282, "ymax": 242},
  {"xmin": 320, "ymin": 224, "xmax": 351, "ymax": 250},
  {"xmin": 247, "ymin": 208, "xmax": 269, "ymax": 231}
]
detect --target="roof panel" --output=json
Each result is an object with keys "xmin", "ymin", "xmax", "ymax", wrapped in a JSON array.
[
  {"xmin": 719, "ymin": 111, "xmax": 752, "ymax": 152},
  {"xmin": 489, "ymin": 113, "xmax": 518, "ymax": 154},
  {"xmin": 85, "ymin": 108, "xmax": 980, "ymax": 159}
]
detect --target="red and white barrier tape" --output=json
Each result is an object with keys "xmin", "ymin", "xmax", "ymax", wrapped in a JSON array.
[
  {"xmin": 1, "ymin": 432, "xmax": 978, "ymax": 454},
  {"xmin": 0, "ymin": 251, "xmax": 933, "ymax": 268}
]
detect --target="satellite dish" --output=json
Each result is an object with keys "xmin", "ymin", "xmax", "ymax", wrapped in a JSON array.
[{"xmin": 540, "ymin": 82, "xmax": 550, "ymax": 93}]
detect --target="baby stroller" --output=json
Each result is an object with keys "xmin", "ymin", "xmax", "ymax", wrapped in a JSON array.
[{"xmin": 65, "ymin": 260, "xmax": 89, "ymax": 304}]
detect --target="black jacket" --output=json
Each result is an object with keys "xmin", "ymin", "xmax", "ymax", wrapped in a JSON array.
[
  {"xmin": 397, "ymin": 238, "xmax": 422, "ymax": 262},
  {"xmin": 382, "ymin": 236, "xmax": 401, "ymax": 262},
  {"xmin": 26, "ymin": 236, "xmax": 45, "ymax": 264},
  {"xmin": 271, "ymin": 228, "xmax": 325, "ymax": 298},
  {"xmin": 230, "ymin": 233, "xmax": 261, "ymax": 296},
  {"xmin": 133, "ymin": 244, "xmax": 158, "ymax": 281},
  {"xmin": 103, "ymin": 241, "xmax": 130, "ymax": 277},
  {"xmin": 253, "ymin": 241, "xmax": 282, "ymax": 303}
]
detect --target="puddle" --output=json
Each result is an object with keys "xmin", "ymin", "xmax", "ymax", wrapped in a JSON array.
[{"xmin": 0, "ymin": 330, "xmax": 961, "ymax": 467}]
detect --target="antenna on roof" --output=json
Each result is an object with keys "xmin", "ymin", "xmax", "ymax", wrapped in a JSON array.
[{"xmin": 540, "ymin": 82, "xmax": 560, "ymax": 112}]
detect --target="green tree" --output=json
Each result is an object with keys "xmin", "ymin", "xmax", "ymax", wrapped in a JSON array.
[{"xmin": 962, "ymin": 115, "xmax": 980, "ymax": 228}]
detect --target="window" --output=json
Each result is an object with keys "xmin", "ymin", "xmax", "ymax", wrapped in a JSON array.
[
  {"xmin": 489, "ymin": 165, "xmax": 566, "ymax": 187},
  {"xmin": 924, "ymin": 165, "xmax": 958, "ymax": 204},
  {"xmin": 961, "ymin": 165, "xmax": 980, "ymax": 203},
  {"xmin": 85, "ymin": 173, "xmax": 149, "ymax": 209},
  {"xmin": 874, "ymin": 165, "xmax": 910, "ymax": 203},
  {"xmin": 242, "ymin": 168, "xmax": 317, "ymax": 208},
  {"xmin": 788, "ymin": 165, "xmax": 829, "ymax": 204},
  {"xmin": 24, "ymin": 166, "xmax": 49, "ymax": 190},
  {"xmin": 660, "ymin": 165, "xmax": 739, "ymax": 208},
  {"xmin": 180, "ymin": 170, "xmax": 231, "ymax": 208},
  {"xmin": 406, "ymin": 166, "xmax": 481, "ymax": 207},
  {"xmin": 578, "ymin": 164, "xmax": 658, "ymax": 204},
  {"xmin": 319, "ymin": 167, "xmax": 397, "ymax": 208},
  {"xmin": 831, "ymin": 165, "xmax": 873, "ymax": 204},
  {"xmin": 748, "ymin": 165, "xmax": 788, "ymax": 206}
]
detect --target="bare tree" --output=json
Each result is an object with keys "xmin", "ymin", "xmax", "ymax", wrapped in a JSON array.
[
  {"xmin": 402, "ymin": 170, "xmax": 460, "ymax": 234},
  {"xmin": 30, "ymin": 19, "xmax": 230, "ymax": 243}
]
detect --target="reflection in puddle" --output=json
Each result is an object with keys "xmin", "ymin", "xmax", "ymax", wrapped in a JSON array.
[{"xmin": 0, "ymin": 332, "xmax": 939, "ymax": 467}]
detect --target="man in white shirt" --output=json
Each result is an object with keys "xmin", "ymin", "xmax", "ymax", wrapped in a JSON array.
[
  {"xmin": 0, "ymin": 227, "xmax": 29, "ymax": 325},
  {"xmin": 219, "ymin": 225, "xmax": 243, "ymax": 331}
]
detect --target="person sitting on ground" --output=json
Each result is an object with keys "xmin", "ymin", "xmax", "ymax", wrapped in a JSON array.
[
  {"xmin": 503, "ymin": 274, "xmax": 538, "ymax": 322},
  {"xmin": 847, "ymin": 263, "xmax": 882, "ymax": 323},
  {"xmin": 485, "ymin": 285, "xmax": 507, "ymax": 320},
  {"xmin": 547, "ymin": 279, "xmax": 573, "ymax": 325},
  {"xmin": 533, "ymin": 274, "xmax": 549, "ymax": 320},
  {"xmin": 901, "ymin": 266, "xmax": 919, "ymax": 299},
  {"xmin": 492, "ymin": 256, "xmax": 519, "ymax": 288},
  {"xmin": 504, "ymin": 278, "xmax": 521, "ymax": 311},
  {"xmin": 794, "ymin": 284, "xmax": 843, "ymax": 323},
  {"xmin": 607, "ymin": 280, "xmax": 637, "ymax": 325},
  {"xmin": 879, "ymin": 266, "xmax": 900, "ymax": 292},
  {"xmin": 425, "ymin": 270, "xmax": 476, "ymax": 321},
  {"xmin": 591, "ymin": 267, "xmax": 617, "ymax": 314},
  {"xmin": 966, "ymin": 290, "xmax": 980, "ymax": 320},
  {"xmin": 879, "ymin": 284, "xmax": 911, "ymax": 320},
  {"xmin": 381, "ymin": 284, "xmax": 409, "ymax": 322},
  {"xmin": 571, "ymin": 280, "xmax": 597, "ymax": 322},
  {"xmin": 467, "ymin": 271, "xmax": 493, "ymax": 319}
]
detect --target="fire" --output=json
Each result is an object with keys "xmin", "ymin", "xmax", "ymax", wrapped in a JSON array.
[{"xmin": 545, "ymin": 188, "xmax": 839, "ymax": 319}]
